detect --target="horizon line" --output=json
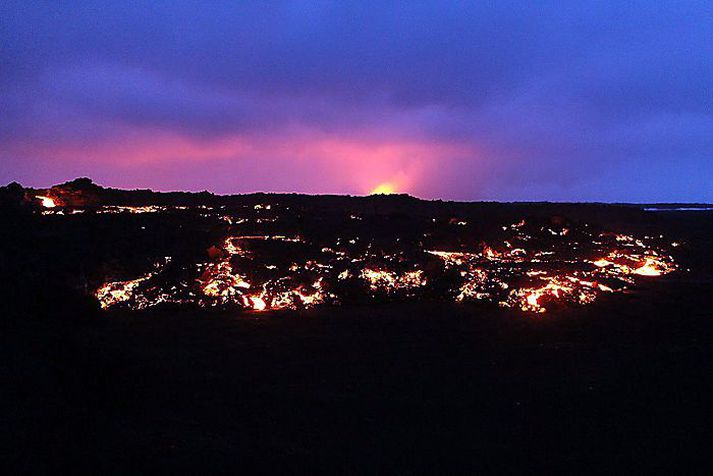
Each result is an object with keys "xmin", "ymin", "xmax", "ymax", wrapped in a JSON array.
[{"xmin": 8, "ymin": 177, "xmax": 713, "ymax": 207}]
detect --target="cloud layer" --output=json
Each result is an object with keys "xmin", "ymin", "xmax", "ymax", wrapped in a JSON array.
[{"xmin": 2, "ymin": 1, "xmax": 712, "ymax": 201}]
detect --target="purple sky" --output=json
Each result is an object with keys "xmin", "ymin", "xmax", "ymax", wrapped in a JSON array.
[{"xmin": 2, "ymin": 1, "xmax": 712, "ymax": 201}]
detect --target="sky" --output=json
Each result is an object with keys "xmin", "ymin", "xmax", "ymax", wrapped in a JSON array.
[{"xmin": 1, "ymin": 1, "xmax": 712, "ymax": 202}]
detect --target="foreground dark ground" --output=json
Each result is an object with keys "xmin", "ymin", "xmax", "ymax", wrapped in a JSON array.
[
  {"xmin": 2, "ymin": 183, "xmax": 713, "ymax": 472},
  {"xmin": 4, "ymin": 283, "xmax": 713, "ymax": 473}
]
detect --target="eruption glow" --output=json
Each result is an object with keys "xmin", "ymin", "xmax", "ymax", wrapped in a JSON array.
[{"xmin": 370, "ymin": 183, "xmax": 397, "ymax": 195}]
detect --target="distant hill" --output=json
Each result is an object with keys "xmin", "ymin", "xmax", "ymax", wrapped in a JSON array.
[{"xmin": 4, "ymin": 177, "xmax": 711, "ymax": 225}]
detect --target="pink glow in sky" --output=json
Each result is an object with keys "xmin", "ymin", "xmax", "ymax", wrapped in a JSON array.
[
  {"xmin": 3, "ymin": 127, "xmax": 475, "ymax": 197},
  {"xmin": 2, "ymin": 1, "xmax": 712, "ymax": 202}
]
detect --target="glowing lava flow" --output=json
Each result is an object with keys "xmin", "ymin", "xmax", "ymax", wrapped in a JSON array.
[
  {"xmin": 503, "ymin": 276, "xmax": 599, "ymax": 313},
  {"xmin": 360, "ymin": 268, "xmax": 427, "ymax": 294},
  {"xmin": 36, "ymin": 195, "xmax": 56, "ymax": 208},
  {"xmin": 96, "ymin": 273, "xmax": 154, "ymax": 310},
  {"xmin": 248, "ymin": 295, "xmax": 267, "ymax": 311},
  {"xmin": 199, "ymin": 237, "xmax": 254, "ymax": 306},
  {"xmin": 425, "ymin": 226, "xmax": 676, "ymax": 313},
  {"xmin": 91, "ymin": 212, "xmax": 677, "ymax": 314},
  {"xmin": 196, "ymin": 235, "xmax": 337, "ymax": 311},
  {"xmin": 633, "ymin": 257, "xmax": 665, "ymax": 276}
]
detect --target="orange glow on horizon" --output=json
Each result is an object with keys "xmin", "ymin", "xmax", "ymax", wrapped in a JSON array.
[{"xmin": 370, "ymin": 183, "xmax": 397, "ymax": 195}]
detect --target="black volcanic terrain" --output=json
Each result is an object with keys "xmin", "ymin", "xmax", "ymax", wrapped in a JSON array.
[{"xmin": 2, "ymin": 178, "xmax": 713, "ymax": 472}]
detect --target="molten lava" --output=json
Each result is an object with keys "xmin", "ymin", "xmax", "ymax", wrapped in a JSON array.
[
  {"xmin": 83, "ymin": 205, "xmax": 676, "ymax": 314},
  {"xmin": 633, "ymin": 257, "xmax": 664, "ymax": 276},
  {"xmin": 248, "ymin": 295, "xmax": 267, "ymax": 311},
  {"xmin": 36, "ymin": 195, "xmax": 56, "ymax": 208}
]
